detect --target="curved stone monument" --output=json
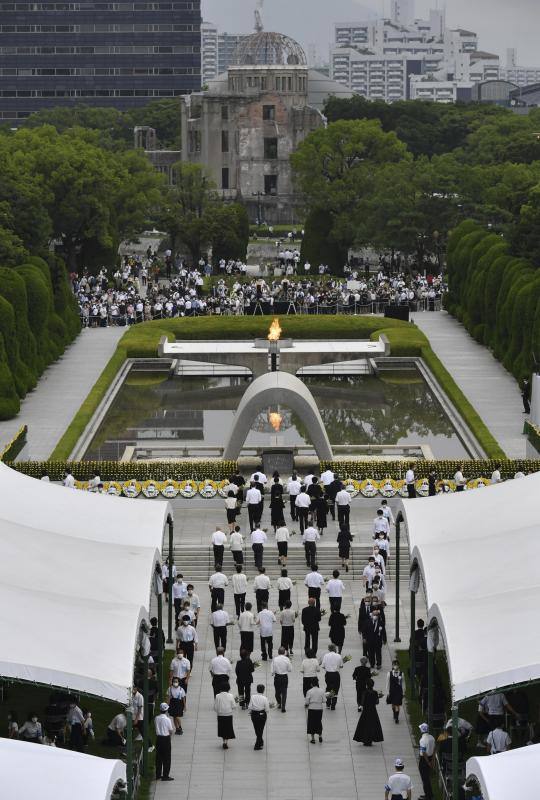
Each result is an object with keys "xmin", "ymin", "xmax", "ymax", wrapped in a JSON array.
[{"xmin": 223, "ymin": 371, "xmax": 333, "ymax": 461}]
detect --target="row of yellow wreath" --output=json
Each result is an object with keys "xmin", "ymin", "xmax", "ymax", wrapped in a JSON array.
[{"xmin": 73, "ymin": 477, "xmax": 493, "ymax": 499}]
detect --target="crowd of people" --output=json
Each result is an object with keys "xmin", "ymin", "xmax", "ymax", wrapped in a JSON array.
[{"xmin": 73, "ymin": 252, "xmax": 445, "ymax": 327}]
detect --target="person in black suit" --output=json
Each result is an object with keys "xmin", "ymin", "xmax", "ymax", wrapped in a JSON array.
[
  {"xmin": 326, "ymin": 477, "xmax": 342, "ymax": 521},
  {"xmin": 301, "ymin": 597, "xmax": 321, "ymax": 655},
  {"xmin": 362, "ymin": 609, "xmax": 386, "ymax": 671}
]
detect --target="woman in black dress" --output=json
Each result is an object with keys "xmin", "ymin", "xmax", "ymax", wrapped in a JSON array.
[
  {"xmin": 352, "ymin": 657, "xmax": 371, "ymax": 711},
  {"xmin": 353, "ymin": 679, "xmax": 384, "ymax": 746},
  {"xmin": 386, "ymin": 659, "xmax": 405, "ymax": 724},
  {"xmin": 328, "ymin": 609, "xmax": 347, "ymax": 654},
  {"xmin": 270, "ymin": 477, "xmax": 285, "ymax": 530},
  {"xmin": 337, "ymin": 524, "xmax": 353, "ymax": 572},
  {"xmin": 314, "ymin": 495, "xmax": 329, "ymax": 535},
  {"xmin": 235, "ymin": 648, "xmax": 255, "ymax": 709}
]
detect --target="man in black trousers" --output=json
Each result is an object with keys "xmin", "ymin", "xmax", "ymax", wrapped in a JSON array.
[
  {"xmin": 154, "ymin": 702, "xmax": 175, "ymax": 781},
  {"xmin": 301, "ymin": 597, "xmax": 321, "ymax": 655},
  {"xmin": 248, "ymin": 684, "xmax": 270, "ymax": 750}
]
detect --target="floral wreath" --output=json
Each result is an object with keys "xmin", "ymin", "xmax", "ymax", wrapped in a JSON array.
[
  {"xmin": 199, "ymin": 479, "xmax": 218, "ymax": 498},
  {"xmin": 396, "ymin": 480, "xmax": 409, "ymax": 498},
  {"xmin": 359, "ymin": 478, "xmax": 379, "ymax": 498},
  {"xmin": 122, "ymin": 480, "xmax": 141, "ymax": 498},
  {"xmin": 105, "ymin": 481, "xmax": 123, "ymax": 496},
  {"xmin": 74, "ymin": 480, "xmax": 89, "ymax": 491},
  {"xmin": 178, "ymin": 479, "xmax": 198, "ymax": 498},
  {"xmin": 415, "ymin": 478, "xmax": 430, "ymax": 497},
  {"xmin": 161, "ymin": 479, "xmax": 180, "ymax": 499},
  {"xmin": 378, "ymin": 478, "xmax": 398, "ymax": 498},
  {"xmin": 467, "ymin": 477, "xmax": 490, "ymax": 490},
  {"xmin": 142, "ymin": 480, "xmax": 161, "ymax": 498},
  {"xmin": 344, "ymin": 479, "xmax": 360, "ymax": 498},
  {"xmin": 217, "ymin": 479, "xmax": 232, "ymax": 498}
]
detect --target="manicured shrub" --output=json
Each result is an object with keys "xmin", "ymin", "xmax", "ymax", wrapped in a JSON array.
[
  {"xmin": 0, "ymin": 334, "xmax": 20, "ymax": 419},
  {"xmin": 0, "ymin": 267, "xmax": 37, "ymax": 392}
]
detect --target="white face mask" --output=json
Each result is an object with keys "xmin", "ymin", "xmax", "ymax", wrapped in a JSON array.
[{"xmin": 31, "ymin": 717, "xmax": 38, "ymax": 723}]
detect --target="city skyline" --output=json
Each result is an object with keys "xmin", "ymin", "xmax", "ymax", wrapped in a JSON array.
[{"xmin": 202, "ymin": 0, "xmax": 539, "ymax": 66}]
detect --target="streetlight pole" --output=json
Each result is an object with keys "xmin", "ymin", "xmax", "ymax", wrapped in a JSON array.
[
  {"xmin": 394, "ymin": 512, "xmax": 402, "ymax": 642},
  {"xmin": 167, "ymin": 514, "xmax": 174, "ymax": 644}
]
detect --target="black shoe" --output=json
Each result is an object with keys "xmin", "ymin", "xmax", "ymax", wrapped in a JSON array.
[
  {"xmin": 281, "ymin": 708, "xmax": 286, "ymax": 713},
  {"xmin": 254, "ymin": 744, "xmax": 262, "ymax": 750},
  {"xmin": 262, "ymin": 655, "xmax": 267, "ymax": 661},
  {"xmin": 162, "ymin": 777, "xmax": 174, "ymax": 781},
  {"xmin": 319, "ymin": 736, "xmax": 323, "ymax": 743}
]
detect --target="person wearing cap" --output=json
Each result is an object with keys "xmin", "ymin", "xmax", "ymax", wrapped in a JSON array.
[
  {"xmin": 384, "ymin": 758, "xmax": 412, "ymax": 800},
  {"xmin": 418, "ymin": 722, "xmax": 436, "ymax": 800},
  {"xmin": 154, "ymin": 703, "xmax": 175, "ymax": 782}
]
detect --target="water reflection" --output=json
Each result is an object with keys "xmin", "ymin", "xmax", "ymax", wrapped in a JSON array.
[{"xmin": 84, "ymin": 370, "xmax": 467, "ymax": 460}]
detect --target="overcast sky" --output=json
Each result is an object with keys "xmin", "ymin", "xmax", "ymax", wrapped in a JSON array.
[{"xmin": 202, "ymin": 0, "xmax": 539, "ymax": 67}]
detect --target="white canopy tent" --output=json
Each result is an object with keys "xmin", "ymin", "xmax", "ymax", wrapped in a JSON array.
[
  {"xmin": 399, "ymin": 472, "xmax": 540, "ymax": 702},
  {"xmin": 0, "ymin": 463, "xmax": 168, "ymax": 703},
  {"xmin": 0, "ymin": 738, "xmax": 125, "ymax": 800},
  {"xmin": 466, "ymin": 744, "xmax": 540, "ymax": 800},
  {"xmin": 0, "ymin": 461, "xmax": 171, "ymax": 549}
]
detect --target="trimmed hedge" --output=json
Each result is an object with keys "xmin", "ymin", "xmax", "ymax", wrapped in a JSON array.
[
  {"xmin": 0, "ymin": 258, "xmax": 80, "ymax": 420},
  {"xmin": 9, "ymin": 458, "xmax": 538, "ymax": 482},
  {"xmin": 446, "ymin": 220, "xmax": 540, "ymax": 382},
  {"xmin": 0, "ymin": 425, "xmax": 27, "ymax": 461}
]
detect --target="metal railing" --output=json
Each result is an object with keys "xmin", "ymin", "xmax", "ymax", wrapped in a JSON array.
[{"xmin": 78, "ymin": 298, "xmax": 443, "ymax": 327}]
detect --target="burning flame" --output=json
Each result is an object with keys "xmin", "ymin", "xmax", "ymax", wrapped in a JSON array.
[
  {"xmin": 267, "ymin": 317, "xmax": 282, "ymax": 342},
  {"xmin": 268, "ymin": 412, "xmax": 282, "ymax": 432}
]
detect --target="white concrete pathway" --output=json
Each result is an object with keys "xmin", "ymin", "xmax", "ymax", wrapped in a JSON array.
[
  {"xmin": 154, "ymin": 500, "xmax": 424, "ymax": 800},
  {"xmin": 0, "ymin": 327, "xmax": 125, "ymax": 460},
  {"xmin": 414, "ymin": 311, "xmax": 526, "ymax": 458}
]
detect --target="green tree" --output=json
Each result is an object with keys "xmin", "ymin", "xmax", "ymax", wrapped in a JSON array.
[
  {"xmin": 210, "ymin": 203, "xmax": 249, "ymax": 263},
  {"xmin": 160, "ymin": 163, "xmax": 216, "ymax": 262}
]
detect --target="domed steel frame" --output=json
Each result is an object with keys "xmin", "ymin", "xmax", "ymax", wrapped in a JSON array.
[{"xmin": 233, "ymin": 31, "xmax": 307, "ymax": 67}]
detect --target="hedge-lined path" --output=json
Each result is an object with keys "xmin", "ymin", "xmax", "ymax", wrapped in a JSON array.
[
  {"xmin": 0, "ymin": 326, "xmax": 125, "ymax": 460},
  {"xmin": 415, "ymin": 311, "xmax": 526, "ymax": 458}
]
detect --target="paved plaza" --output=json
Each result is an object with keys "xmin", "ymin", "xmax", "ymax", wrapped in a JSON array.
[
  {"xmin": 415, "ymin": 311, "xmax": 526, "ymax": 458},
  {"xmin": 153, "ymin": 498, "xmax": 424, "ymax": 800}
]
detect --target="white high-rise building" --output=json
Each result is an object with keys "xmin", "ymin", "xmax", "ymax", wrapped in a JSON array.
[
  {"xmin": 201, "ymin": 22, "xmax": 251, "ymax": 85},
  {"xmin": 501, "ymin": 47, "xmax": 540, "ymax": 87},
  {"xmin": 391, "ymin": 0, "xmax": 415, "ymax": 26},
  {"xmin": 331, "ymin": 10, "xmax": 499, "ymax": 103}
]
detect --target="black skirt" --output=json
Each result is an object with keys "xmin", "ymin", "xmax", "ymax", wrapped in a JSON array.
[
  {"xmin": 227, "ymin": 509, "xmax": 237, "ymax": 523},
  {"xmin": 307, "ymin": 709, "xmax": 323, "ymax": 735},
  {"xmin": 353, "ymin": 692, "xmax": 384, "ymax": 744},
  {"xmin": 338, "ymin": 543, "xmax": 350, "ymax": 558},
  {"xmin": 169, "ymin": 697, "xmax": 183, "ymax": 717},
  {"xmin": 277, "ymin": 541, "xmax": 288, "ymax": 557},
  {"xmin": 217, "ymin": 715, "xmax": 235, "ymax": 740}
]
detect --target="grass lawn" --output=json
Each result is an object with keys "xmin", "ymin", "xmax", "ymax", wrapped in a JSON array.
[{"xmin": 50, "ymin": 314, "xmax": 505, "ymax": 461}]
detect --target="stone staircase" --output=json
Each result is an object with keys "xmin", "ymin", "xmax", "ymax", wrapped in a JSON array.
[{"xmin": 171, "ymin": 541, "xmax": 410, "ymax": 584}]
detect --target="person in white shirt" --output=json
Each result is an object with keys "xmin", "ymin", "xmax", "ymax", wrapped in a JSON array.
[
  {"xmin": 63, "ymin": 470, "xmax": 75, "ymax": 489},
  {"xmin": 231, "ymin": 564, "xmax": 248, "ymax": 618},
  {"xmin": 167, "ymin": 678, "xmax": 186, "ymax": 735},
  {"xmin": 304, "ymin": 473, "xmax": 315, "ymax": 488},
  {"xmin": 250, "ymin": 526, "xmax": 267, "ymax": 569},
  {"xmin": 229, "ymin": 525, "xmax": 244, "ymax": 565},
  {"xmin": 162, "ymin": 559, "xmax": 177, "ymax": 604},
  {"xmin": 286, "ymin": 473, "xmax": 302, "ymax": 520},
  {"xmin": 154, "ymin": 703, "xmax": 175, "ymax": 781},
  {"xmin": 224, "ymin": 490, "xmax": 238, "ymax": 533},
  {"xmin": 490, "ymin": 465, "xmax": 502, "ymax": 485},
  {"xmin": 320, "ymin": 468, "xmax": 335, "ymax": 487},
  {"xmin": 209, "ymin": 648, "xmax": 233, "ymax": 696},
  {"xmin": 385, "ymin": 758, "xmax": 412, "ymax": 800},
  {"xmin": 380, "ymin": 499, "xmax": 395, "ymax": 527},
  {"xmin": 247, "ymin": 563, "xmax": 266, "ymax": 607},
  {"xmin": 211, "ymin": 526, "xmax": 227, "ymax": 568},
  {"xmin": 405, "ymin": 467, "xmax": 416, "ymax": 498},
  {"xmin": 372, "ymin": 545, "xmax": 386, "ymax": 575},
  {"xmin": 277, "ymin": 568, "xmax": 293, "ymax": 610},
  {"xmin": 478, "ymin": 692, "xmax": 516, "ymax": 729},
  {"xmin": 169, "ymin": 649, "xmax": 191, "ymax": 689},
  {"xmin": 186, "ymin": 584, "xmax": 200, "ymax": 627},
  {"xmin": 373, "ymin": 509, "xmax": 390, "ymax": 538},
  {"xmin": 238, "ymin": 602, "xmax": 256, "ymax": 653},
  {"xmin": 326, "ymin": 569, "xmax": 345, "ymax": 612},
  {"xmin": 485, "ymin": 720, "xmax": 511, "ymax": 754},
  {"xmin": 279, "ymin": 600, "xmax": 296, "ymax": 655},
  {"xmin": 275, "ymin": 524, "xmax": 290, "ymax": 566},
  {"xmin": 214, "ymin": 683, "xmax": 236, "ymax": 749},
  {"xmin": 272, "ymin": 646, "xmax": 292, "ymax": 712},
  {"xmin": 303, "ymin": 524, "xmax": 320, "ymax": 568},
  {"xmin": 362, "ymin": 557, "xmax": 377, "ymax": 589},
  {"xmin": 211, "ymin": 604, "xmax": 231, "ymax": 652},
  {"xmin": 248, "ymin": 684, "xmax": 270, "ymax": 749},
  {"xmin": 246, "ymin": 483, "xmax": 263, "ymax": 531},
  {"xmin": 257, "ymin": 604, "xmax": 276, "ymax": 660},
  {"xmin": 418, "ymin": 722, "xmax": 436, "ymax": 798},
  {"xmin": 454, "ymin": 465, "xmax": 466, "ymax": 492},
  {"xmin": 172, "ymin": 575, "xmax": 188, "ymax": 624},
  {"xmin": 295, "ymin": 486, "xmax": 311, "ymax": 533},
  {"xmin": 304, "ymin": 565, "xmax": 325, "ymax": 610},
  {"xmin": 336, "ymin": 486, "xmax": 351, "ymax": 527},
  {"xmin": 321, "ymin": 644, "xmax": 344, "ymax": 710},
  {"xmin": 305, "ymin": 679, "xmax": 326, "ymax": 743},
  {"xmin": 250, "ymin": 471, "xmax": 267, "ymax": 485},
  {"xmin": 375, "ymin": 533, "xmax": 390, "ymax": 567},
  {"xmin": 208, "ymin": 567, "xmax": 228, "ymax": 612},
  {"xmin": 301, "ymin": 651, "xmax": 320, "ymax": 696},
  {"xmin": 175, "ymin": 617, "xmax": 198, "ymax": 667}
]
